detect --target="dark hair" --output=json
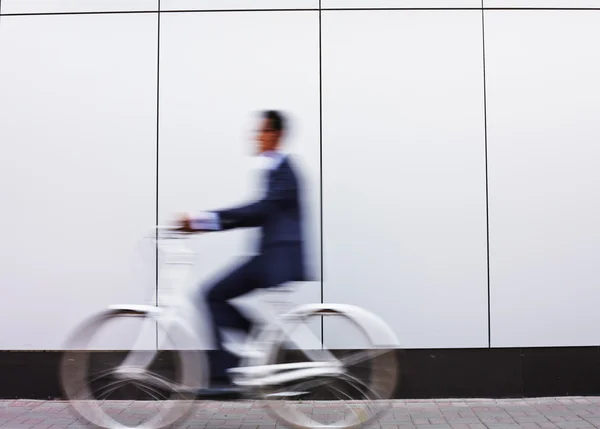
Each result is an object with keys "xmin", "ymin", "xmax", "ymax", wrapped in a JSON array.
[{"xmin": 263, "ymin": 110, "xmax": 285, "ymax": 133}]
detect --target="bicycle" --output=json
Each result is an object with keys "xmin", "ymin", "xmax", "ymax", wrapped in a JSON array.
[{"xmin": 60, "ymin": 226, "xmax": 400, "ymax": 429}]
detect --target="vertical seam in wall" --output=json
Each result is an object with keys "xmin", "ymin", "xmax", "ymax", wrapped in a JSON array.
[
  {"xmin": 155, "ymin": 1, "xmax": 161, "ymax": 350},
  {"xmin": 481, "ymin": 0, "xmax": 491, "ymax": 349},
  {"xmin": 0, "ymin": 5, "xmax": 2, "ymax": 130},
  {"xmin": 318, "ymin": 0, "xmax": 324, "ymax": 347},
  {"xmin": 520, "ymin": 348, "xmax": 525, "ymax": 396}
]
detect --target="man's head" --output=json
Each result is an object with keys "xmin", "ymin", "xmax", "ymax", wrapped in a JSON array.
[{"xmin": 256, "ymin": 110, "xmax": 285, "ymax": 154}]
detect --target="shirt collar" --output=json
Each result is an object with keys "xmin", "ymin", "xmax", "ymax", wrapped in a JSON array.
[{"xmin": 260, "ymin": 150, "xmax": 286, "ymax": 170}]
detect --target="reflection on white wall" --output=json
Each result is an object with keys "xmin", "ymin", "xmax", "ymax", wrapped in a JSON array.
[
  {"xmin": 161, "ymin": 0, "xmax": 318, "ymax": 11},
  {"xmin": 484, "ymin": 0, "xmax": 600, "ymax": 7},
  {"xmin": 321, "ymin": 0, "xmax": 480, "ymax": 8},
  {"xmin": 486, "ymin": 10, "xmax": 600, "ymax": 347},
  {"xmin": 321, "ymin": 10, "xmax": 488, "ymax": 349},
  {"xmin": 1, "ymin": 0, "xmax": 157, "ymax": 14},
  {"xmin": 158, "ymin": 11, "xmax": 321, "ymax": 349},
  {"xmin": 0, "ymin": 14, "xmax": 158, "ymax": 350},
  {"xmin": 1, "ymin": 4, "xmax": 600, "ymax": 352}
]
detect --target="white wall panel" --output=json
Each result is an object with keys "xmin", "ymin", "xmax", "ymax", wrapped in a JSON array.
[
  {"xmin": 1, "ymin": 0, "xmax": 157, "ymax": 14},
  {"xmin": 484, "ymin": 1, "xmax": 600, "ymax": 7},
  {"xmin": 322, "ymin": 0, "xmax": 480, "ymax": 9},
  {"xmin": 161, "ymin": 0, "xmax": 318, "ymax": 11},
  {"xmin": 158, "ymin": 11, "xmax": 321, "ymax": 349},
  {"xmin": 0, "ymin": 14, "xmax": 158, "ymax": 350},
  {"xmin": 486, "ymin": 11, "xmax": 600, "ymax": 347},
  {"xmin": 321, "ymin": 10, "xmax": 488, "ymax": 349}
]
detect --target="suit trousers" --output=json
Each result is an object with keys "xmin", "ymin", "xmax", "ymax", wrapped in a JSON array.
[{"xmin": 201, "ymin": 244, "xmax": 304, "ymax": 384}]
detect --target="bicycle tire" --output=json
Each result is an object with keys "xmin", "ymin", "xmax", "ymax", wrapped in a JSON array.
[
  {"xmin": 259, "ymin": 305, "xmax": 399, "ymax": 429},
  {"xmin": 60, "ymin": 308, "xmax": 206, "ymax": 429}
]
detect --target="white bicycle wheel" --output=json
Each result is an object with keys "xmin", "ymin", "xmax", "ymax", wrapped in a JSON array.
[
  {"xmin": 60, "ymin": 308, "xmax": 207, "ymax": 429},
  {"xmin": 260, "ymin": 306, "xmax": 399, "ymax": 429}
]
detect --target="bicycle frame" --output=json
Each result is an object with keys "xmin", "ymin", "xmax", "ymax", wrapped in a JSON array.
[{"xmin": 114, "ymin": 227, "xmax": 345, "ymax": 387}]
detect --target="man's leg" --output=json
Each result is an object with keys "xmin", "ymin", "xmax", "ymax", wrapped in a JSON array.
[{"xmin": 202, "ymin": 256, "xmax": 262, "ymax": 385}]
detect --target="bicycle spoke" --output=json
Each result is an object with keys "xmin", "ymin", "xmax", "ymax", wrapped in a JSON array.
[
  {"xmin": 94, "ymin": 378, "xmax": 131, "ymax": 400},
  {"xmin": 326, "ymin": 384, "xmax": 368, "ymax": 422},
  {"xmin": 133, "ymin": 381, "xmax": 169, "ymax": 401}
]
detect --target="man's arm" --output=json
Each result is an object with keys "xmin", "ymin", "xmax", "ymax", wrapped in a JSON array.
[{"xmin": 193, "ymin": 171, "xmax": 295, "ymax": 231}]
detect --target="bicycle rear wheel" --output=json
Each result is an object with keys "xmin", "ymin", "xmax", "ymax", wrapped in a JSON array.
[
  {"xmin": 60, "ymin": 308, "xmax": 206, "ymax": 429},
  {"xmin": 261, "ymin": 307, "xmax": 399, "ymax": 429}
]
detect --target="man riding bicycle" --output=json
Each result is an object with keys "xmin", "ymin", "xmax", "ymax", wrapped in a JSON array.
[{"xmin": 176, "ymin": 110, "xmax": 307, "ymax": 397}]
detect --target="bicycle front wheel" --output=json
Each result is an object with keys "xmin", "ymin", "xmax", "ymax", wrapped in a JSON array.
[{"xmin": 60, "ymin": 308, "xmax": 206, "ymax": 429}]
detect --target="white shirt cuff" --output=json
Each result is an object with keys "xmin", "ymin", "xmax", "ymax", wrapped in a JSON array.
[{"xmin": 191, "ymin": 212, "xmax": 221, "ymax": 231}]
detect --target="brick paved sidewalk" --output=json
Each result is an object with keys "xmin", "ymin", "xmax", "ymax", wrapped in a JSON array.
[{"xmin": 3, "ymin": 397, "xmax": 600, "ymax": 429}]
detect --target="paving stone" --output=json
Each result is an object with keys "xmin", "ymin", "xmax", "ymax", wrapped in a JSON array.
[
  {"xmin": 449, "ymin": 424, "xmax": 470, "ymax": 429},
  {"xmin": 1, "ymin": 398, "xmax": 600, "ymax": 429},
  {"xmin": 415, "ymin": 423, "xmax": 451, "ymax": 429},
  {"xmin": 555, "ymin": 422, "xmax": 595, "ymax": 429},
  {"xmin": 448, "ymin": 418, "xmax": 483, "ymax": 424}
]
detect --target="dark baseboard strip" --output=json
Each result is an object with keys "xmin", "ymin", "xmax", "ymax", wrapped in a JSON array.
[{"xmin": 3, "ymin": 347, "xmax": 600, "ymax": 399}]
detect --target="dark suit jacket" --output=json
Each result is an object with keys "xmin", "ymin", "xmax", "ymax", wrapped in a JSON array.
[{"xmin": 215, "ymin": 156, "xmax": 307, "ymax": 286}]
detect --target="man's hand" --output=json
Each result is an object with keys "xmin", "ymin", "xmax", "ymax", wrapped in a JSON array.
[
  {"xmin": 175, "ymin": 213, "xmax": 195, "ymax": 233},
  {"xmin": 174, "ymin": 212, "xmax": 219, "ymax": 233}
]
